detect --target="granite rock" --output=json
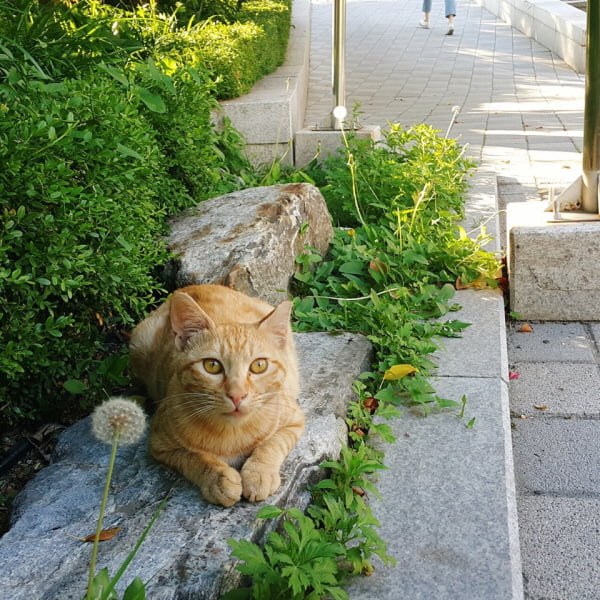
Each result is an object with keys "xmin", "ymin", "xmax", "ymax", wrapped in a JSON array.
[
  {"xmin": 0, "ymin": 332, "xmax": 373, "ymax": 600},
  {"xmin": 164, "ymin": 183, "xmax": 333, "ymax": 305}
]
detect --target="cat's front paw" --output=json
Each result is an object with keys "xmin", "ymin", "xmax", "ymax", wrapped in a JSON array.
[
  {"xmin": 201, "ymin": 466, "xmax": 243, "ymax": 507},
  {"xmin": 241, "ymin": 462, "xmax": 281, "ymax": 502}
]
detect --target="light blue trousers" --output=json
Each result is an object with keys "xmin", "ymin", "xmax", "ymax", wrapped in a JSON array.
[{"xmin": 422, "ymin": 0, "xmax": 457, "ymax": 17}]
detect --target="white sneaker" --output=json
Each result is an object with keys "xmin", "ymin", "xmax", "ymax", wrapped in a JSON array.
[
  {"xmin": 419, "ymin": 19, "xmax": 430, "ymax": 29},
  {"xmin": 446, "ymin": 22, "xmax": 454, "ymax": 35}
]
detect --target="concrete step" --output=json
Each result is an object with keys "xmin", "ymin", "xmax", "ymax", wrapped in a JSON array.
[{"xmin": 346, "ymin": 289, "xmax": 523, "ymax": 599}]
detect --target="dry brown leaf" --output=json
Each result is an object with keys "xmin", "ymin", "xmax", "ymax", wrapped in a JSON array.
[
  {"xmin": 362, "ymin": 397, "xmax": 378, "ymax": 413},
  {"xmin": 81, "ymin": 527, "xmax": 121, "ymax": 543},
  {"xmin": 519, "ymin": 323, "xmax": 534, "ymax": 333},
  {"xmin": 534, "ymin": 405, "xmax": 549, "ymax": 411},
  {"xmin": 368, "ymin": 258, "xmax": 389, "ymax": 274}
]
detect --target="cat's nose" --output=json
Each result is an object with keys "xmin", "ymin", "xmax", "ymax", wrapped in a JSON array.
[{"xmin": 227, "ymin": 393, "xmax": 248, "ymax": 409}]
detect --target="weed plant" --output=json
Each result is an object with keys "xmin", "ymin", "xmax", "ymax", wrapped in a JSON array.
[{"xmin": 224, "ymin": 125, "xmax": 501, "ymax": 599}]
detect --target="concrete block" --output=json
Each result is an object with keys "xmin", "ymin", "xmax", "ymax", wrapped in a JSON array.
[
  {"xmin": 507, "ymin": 201, "xmax": 600, "ymax": 320},
  {"xmin": 533, "ymin": 21, "xmax": 557, "ymax": 53},
  {"xmin": 345, "ymin": 376, "xmax": 523, "ymax": 600},
  {"xmin": 508, "ymin": 362, "xmax": 600, "ymax": 417},
  {"xmin": 221, "ymin": 96, "xmax": 294, "ymax": 143},
  {"xmin": 479, "ymin": 0, "xmax": 586, "ymax": 73},
  {"xmin": 243, "ymin": 141, "xmax": 294, "ymax": 167},
  {"xmin": 517, "ymin": 496, "xmax": 600, "ymax": 600},
  {"xmin": 506, "ymin": 321, "xmax": 595, "ymax": 362},
  {"xmin": 511, "ymin": 419, "xmax": 600, "ymax": 495},
  {"xmin": 294, "ymin": 125, "xmax": 382, "ymax": 168}
]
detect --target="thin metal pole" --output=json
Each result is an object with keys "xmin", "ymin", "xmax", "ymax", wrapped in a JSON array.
[
  {"xmin": 582, "ymin": 0, "xmax": 600, "ymax": 213},
  {"xmin": 331, "ymin": 0, "xmax": 346, "ymax": 129}
]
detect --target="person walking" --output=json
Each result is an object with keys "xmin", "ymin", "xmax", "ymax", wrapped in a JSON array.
[{"xmin": 419, "ymin": 0, "xmax": 456, "ymax": 35}]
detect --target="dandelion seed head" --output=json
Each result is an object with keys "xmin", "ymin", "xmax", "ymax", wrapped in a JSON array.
[{"xmin": 92, "ymin": 397, "xmax": 147, "ymax": 446}]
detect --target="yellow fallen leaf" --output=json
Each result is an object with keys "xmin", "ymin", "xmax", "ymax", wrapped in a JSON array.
[
  {"xmin": 455, "ymin": 277, "xmax": 489, "ymax": 290},
  {"xmin": 383, "ymin": 364, "xmax": 419, "ymax": 380},
  {"xmin": 519, "ymin": 323, "xmax": 534, "ymax": 333}
]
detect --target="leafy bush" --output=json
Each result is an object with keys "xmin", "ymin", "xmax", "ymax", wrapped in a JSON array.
[
  {"xmin": 0, "ymin": 67, "xmax": 188, "ymax": 423},
  {"xmin": 310, "ymin": 123, "xmax": 475, "ymax": 227},
  {"xmin": 0, "ymin": 56, "xmax": 260, "ymax": 425},
  {"xmin": 0, "ymin": 0, "xmax": 141, "ymax": 78},
  {"xmin": 157, "ymin": 0, "xmax": 244, "ymax": 23},
  {"xmin": 103, "ymin": 59, "xmax": 254, "ymax": 203},
  {"xmin": 0, "ymin": 0, "xmax": 284, "ymax": 427},
  {"xmin": 294, "ymin": 125, "xmax": 500, "ymax": 382},
  {"xmin": 152, "ymin": 0, "xmax": 291, "ymax": 99}
]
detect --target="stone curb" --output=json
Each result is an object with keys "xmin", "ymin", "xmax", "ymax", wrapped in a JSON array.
[{"xmin": 346, "ymin": 170, "xmax": 524, "ymax": 598}]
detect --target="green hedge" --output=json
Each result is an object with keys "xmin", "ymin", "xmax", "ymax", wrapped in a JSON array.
[
  {"xmin": 0, "ymin": 70, "xmax": 174, "ymax": 422},
  {"xmin": 153, "ymin": 0, "xmax": 291, "ymax": 99},
  {"xmin": 0, "ymin": 0, "xmax": 291, "ymax": 427}
]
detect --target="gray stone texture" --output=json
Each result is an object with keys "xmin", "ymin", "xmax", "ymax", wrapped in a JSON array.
[
  {"xmin": 511, "ymin": 418, "xmax": 600, "ymax": 495},
  {"xmin": 345, "ymin": 376, "xmax": 522, "ymax": 600},
  {"xmin": 0, "ymin": 332, "xmax": 373, "ymax": 600},
  {"xmin": 507, "ymin": 201, "xmax": 600, "ymax": 321},
  {"xmin": 507, "ymin": 319, "xmax": 600, "ymax": 600},
  {"xmin": 508, "ymin": 362, "xmax": 600, "ymax": 417},
  {"xmin": 517, "ymin": 496, "xmax": 600, "ymax": 600},
  {"xmin": 507, "ymin": 321, "xmax": 595, "ymax": 363},
  {"xmin": 434, "ymin": 288, "xmax": 507, "ymax": 379},
  {"xmin": 165, "ymin": 183, "xmax": 333, "ymax": 305}
]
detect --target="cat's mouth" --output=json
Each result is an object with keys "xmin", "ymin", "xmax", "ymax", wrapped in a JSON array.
[{"xmin": 224, "ymin": 406, "xmax": 248, "ymax": 418}]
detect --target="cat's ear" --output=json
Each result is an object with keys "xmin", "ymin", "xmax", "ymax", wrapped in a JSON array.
[
  {"xmin": 259, "ymin": 301, "xmax": 292, "ymax": 348},
  {"xmin": 170, "ymin": 291, "xmax": 215, "ymax": 351}
]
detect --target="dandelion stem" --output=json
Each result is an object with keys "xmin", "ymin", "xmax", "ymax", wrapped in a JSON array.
[{"xmin": 86, "ymin": 432, "xmax": 120, "ymax": 599}]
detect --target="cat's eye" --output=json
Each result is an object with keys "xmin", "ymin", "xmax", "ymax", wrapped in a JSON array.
[
  {"xmin": 203, "ymin": 359, "xmax": 223, "ymax": 374},
  {"xmin": 249, "ymin": 358, "xmax": 268, "ymax": 374}
]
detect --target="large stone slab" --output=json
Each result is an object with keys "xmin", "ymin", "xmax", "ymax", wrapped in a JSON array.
[
  {"xmin": 345, "ymin": 376, "xmax": 523, "ymax": 600},
  {"xmin": 0, "ymin": 332, "xmax": 372, "ymax": 600},
  {"xmin": 165, "ymin": 183, "xmax": 333, "ymax": 305}
]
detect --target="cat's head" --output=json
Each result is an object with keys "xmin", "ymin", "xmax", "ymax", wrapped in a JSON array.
[{"xmin": 168, "ymin": 291, "xmax": 294, "ymax": 422}]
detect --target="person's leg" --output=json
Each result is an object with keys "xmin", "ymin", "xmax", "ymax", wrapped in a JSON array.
[
  {"xmin": 445, "ymin": 0, "xmax": 456, "ymax": 34},
  {"xmin": 420, "ymin": 0, "xmax": 432, "ymax": 27}
]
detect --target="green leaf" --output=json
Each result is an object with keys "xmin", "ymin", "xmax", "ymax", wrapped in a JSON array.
[
  {"xmin": 123, "ymin": 578, "xmax": 146, "ymax": 600},
  {"xmin": 338, "ymin": 260, "xmax": 364, "ymax": 275},
  {"xmin": 99, "ymin": 63, "xmax": 130, "ymax": 87},
  {"xmin": 294, "ymin": 297, "xmax": 315, "ymax": 315},
  {"xmin": 257, "ymin": 505, "xmax": 284, "ymax": 520},
  {"xmin": 116, "ymin": 144, "xmax": 143, "ymax": 161},
  {"xmin": 136, "ymin": 87, "xmax": 167, "ymax": 113},
  {"xmin": 435, "ymin": 398, "xmax": 461, "ymax": 409},
  {"xmin": 63, "ymin": 379, "xmax": 88, "ymax": 394},
  {"xmin": 374, "ymin": 384, "xmax": 400, "ymax": 404}
]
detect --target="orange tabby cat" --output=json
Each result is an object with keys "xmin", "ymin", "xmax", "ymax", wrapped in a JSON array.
[{"xmin": 129, "ymin": 284, "xmax": 304, "ymax": 507}]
